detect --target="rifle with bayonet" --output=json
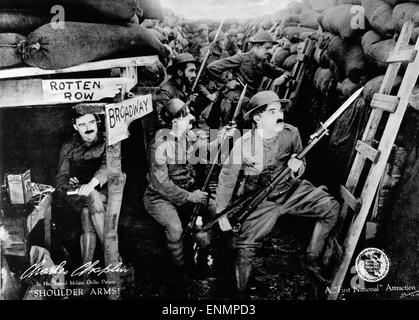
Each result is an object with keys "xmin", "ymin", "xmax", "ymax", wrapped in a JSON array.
[
  {"xmin": 190, "ymin": 19, "xmax": 225, "ymax": 94},
  {"xmin": 187, "ymin": 84, "xmax": 248, "ymax": 234},
  {"xmin": 193, "ymin": 87, "xmax": 364, "ymax": 248}
]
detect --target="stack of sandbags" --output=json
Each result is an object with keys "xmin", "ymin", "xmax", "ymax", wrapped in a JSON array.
[
  {"xmin": 0, "ymin": 10, "xmax": 50, "ymax": 35},
  {"xmin": 360, "ymin": 30, "xmax": 412, "ymax": 72},
  {"xmin": 21, "ymin": 22, "xmax": 171, "ymax": 69},
  {"xmin": 271, "ymin": 46, "xmax": 292, "ymax": 67},
  {"xmin": 307, "ymin": 0, "xmax": 361, "ymax": 13},
  {"xmin": 0, "ymin": 33, "xmax": 25, "ymax": 67},
  {"xmin": 327, "ymin": 34, "xmax": 369, "ymax": 82},
  {"xmin": 392, "ymin": 2, "xmax": 419, "ymax": 42},
  {"xmin": 319, "ymin": 4, "xmax": 367, "ymax": 39},
  {"xmin": 0, "ymin": 0, "xmax": 143, "ymax": 22},
  {"xmin": 362, "ymin": 0, "xmax": 396, "ymax": 38}
]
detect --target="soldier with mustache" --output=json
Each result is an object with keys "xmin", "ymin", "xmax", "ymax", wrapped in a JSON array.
[
  {"xmin": 214, "ymin": 91, "xmax": 341, "ymax": 298},
  {"xmin": 56, "ymin": 107, "xmax": 107, "ymax": 270}
]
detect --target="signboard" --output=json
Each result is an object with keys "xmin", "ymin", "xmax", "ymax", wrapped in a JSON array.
[
  {"xmin": 105, "ymin": 94, "xmax": 153, "ymax": 145},
  {"xmin": 41, "ymin": 78, "xmax": 134, "ymax": 102}
]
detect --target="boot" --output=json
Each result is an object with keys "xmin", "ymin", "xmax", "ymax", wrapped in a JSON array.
[
  {"xmin": 234, "ymin": 264, "xmax": 252, "ymax": 299},
  {"xmin": 302, "ymin": 222, "xmax": 331, "ymax": 284}
]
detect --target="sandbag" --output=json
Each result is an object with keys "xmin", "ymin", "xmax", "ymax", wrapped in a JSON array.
[
  {"xmin": 0, "ymin": 33, "xmax": 25, "ymax": 67},
  {"xmin": 286, "ymin": 1, "xmax": 307, "ymax": 14},
  {"xmin": 0, "ymin": 0, "xmax": 141, "ymax": 21},
  {"xmin": 381, "ymin": 0, "xmax": 409, "ymax": 5},
  {"xmin": 309, "ymin": 0, "xmax": 361, "ymax": 12},
  {"xmin": 321, "ymin": 4, "xmax": 366, "ymax": 39},
  {"xmin": 138, "ymin": 0, "xmax": 164, "ymax": 20},
  {"xmin": 392, "ymin": 3, "xmax": 419, "ymax": 31},
  {"xmin": 280, "ymin": 14, "xmax": 301, "ymax": 28},
  {"xmin": 281, "ymin": 26, "xmax": 317, "ymax": 40},
  {"xmin": 362, "ymin": 74, "xmax": 403, "ymax": 105},
  {"xmin": 337, "ymin": 77, "xmax": 361, "ymax": 98},
  {"xmin": 0, "ymin": 10, "xmax": 50, "ymax": 35},
  {"xmin": 282, "ymin": 54, "xmax": 298, "ymax": 71},
  {"xmin": 272, "ymin": 48, "xmax": 291, "ymax": 67},
  {"xmin": 299, "ymin": 7, "xmax": 321, "ymax": 29},
  {"xmin": 362, "ymin": 0, "xmax": 396, "ymax": 38},
  {"xmin": 327, "ymin": 35, "xmax": 369, "ymax": 83},
  {"xmin": 361, "ymin": 30, "xmax": 403, "ymax": 71},
  {"xmin": 313, "ymin": 67, "xmax": 337, "ymax": 95},
  {"xmin": 22, "ymin": 22, "xmax": 170, "ymax": 69}
]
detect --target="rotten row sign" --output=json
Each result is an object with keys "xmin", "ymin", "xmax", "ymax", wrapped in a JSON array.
[
  {"xmin": 105, "ymin": 94, "xmax": 153, "ymax": 145},
  {"xmin": 41, "ymin": 78, "xmax": 134, "ymax": 102}
]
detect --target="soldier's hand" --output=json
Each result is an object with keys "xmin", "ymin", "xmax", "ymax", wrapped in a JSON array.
[
  {"xmin": 206, "ymin": 93, "xmax": 218, "ymax": 102},
  {"xmin": 187, "ymin": 93, "xmax": 198, "ymax": 104},
  {"xmin": 188, "ymin": 190, "xmax": 208, "ymax": 204},
  {"xmin": 69, "ymin": 177, "xmax": 79, "ymax": 189},
  {"xmin": 219, "ymin": 124, "xmax": 237, "ymax": 140},
  {"xmin": 273, "ymin": 73, "xmax": 292, "ymax": 87},
  {"xmin": 218, "ymin": 216, "xmax": 233, "ymax": 232},
  {"xmin": 226, "ymin": 80, "xmax": 239, "ymax": 90},
  {"xmin": 287, "ymin": 154, "xmax": 303, "ymax": 175},
  {"xmin": 78, "ymin": 183, "xmax": 95, "ymax": 197},
  {"xmin": 243, "ymin": 156, "xmax": 257, "ymax": 168}
]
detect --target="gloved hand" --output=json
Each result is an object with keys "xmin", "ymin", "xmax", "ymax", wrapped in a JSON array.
[
  {"xmin": 226, "ymin": 80, "xmax": 239, "ymax": 90},
  {"xmin": 187, "ymin": 190, "xmax": 208, "ymax": 204},
  {"xmin": 287, "ymin": 154, "xmax": 303, "ymax": 177},
  {"xmin": 218, "ymin": 215, "xmax": 233, "ymax": 231},
  {"xmin": 206, "ymin": 93, "xmax": 218, "ymax": 102}
]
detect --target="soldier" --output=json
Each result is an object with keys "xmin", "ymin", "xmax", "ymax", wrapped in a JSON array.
[
  {"xmin": 155, "ymin": 53, "xmax": 198, "ymax": 120},
  {"xmin": 143, "ymin": 98, "xmax": 235, "ymax": 295},
  {"xmin": 189, "ymin": 24, "xmax": 210, "ymax": 59},
  {"xmin": 55, "ymin": 108, "xmax": 107, "ymax": 271},
  {"xmin": 225, "ymin": 28, "xmax": 241, "ymax": 57},
  {"xmin": 215, "ymin": 91, "xmax": 340, "ymax": 298},
  {"xmin": 195, "ymin": 30, "xmax": 230, "ymax": 124},
  {"xmin": 206, "ymin": 30, "xmax": 292, "ymax": 128}
]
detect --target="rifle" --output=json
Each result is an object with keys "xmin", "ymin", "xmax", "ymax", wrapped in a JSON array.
[
  {"xmin": 194, "ymin": 87, "xmax": 364, "ymax": 244},
  {"xmin": 190, "ymin": 19, "xmax": 225, "ymax": 94},
  {"xmin": 187, "ymin": 84, "xmax": 248, "ymax": 233}
]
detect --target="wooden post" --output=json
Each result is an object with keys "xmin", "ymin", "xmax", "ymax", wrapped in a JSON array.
[{"xmin": 103, "ymin": 81, "xmax": 128, "ymax": 300}]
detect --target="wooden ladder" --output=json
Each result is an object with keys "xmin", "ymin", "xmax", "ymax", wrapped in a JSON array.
[{"xmin": 327, "ymin": 22, "xmax": 419, "ymax": 300}]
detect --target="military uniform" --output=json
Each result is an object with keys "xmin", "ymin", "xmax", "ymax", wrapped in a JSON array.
[
  {"xmin": 156, "ymin": 77, "xmax": 189, "ymax": 115},
  {"xmin": 216, "ymin": 125, "xmax": 340, "ymax": 296},
  {"xmin": 143, "ymin": 131, "xmax": 220, "ymax": 267},
  {"xmin": 56, "ymin": 132, "xmax": 107, "ymax": 264}
]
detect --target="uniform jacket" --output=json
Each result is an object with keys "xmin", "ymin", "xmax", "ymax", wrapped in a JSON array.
[
  {"xmin": 216, "ymin": 124, "xmax": 306, "ymax": 213},
  {"xmin": 156, "ymin": 76, "xmax": 189, "ymax": 114},
  {"xmin": 56, "ymin": 133, "xmax": 107, "ymax": 193},
  {"xmin": 146, "ymin": 130, "xmax": 220, "ymax": 206},
  {"xmin": 207, "ymin": 51, "xmax": 286, "ymax": 93}
]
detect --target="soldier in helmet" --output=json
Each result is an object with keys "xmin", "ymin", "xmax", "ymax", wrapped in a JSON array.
[
  {"xmin": 195, "ymin": 30, "xmax": 231, "ymax": 124},
  {"xmin": 226, "ymin": 28, "xmax": 241, "ymax": 56},
  {"xmin": 143, "ymin": 98, "xmax": 236, "ymax": 295},
  {"xmin": 189, "ymin": 24, "xmax": 210, "ymax": 59},
  {"xmin": 214, "ymin": 91, "xmax": 341, "ymax": 299},
  {"xmin": 206, "ymin": 30, "xmax": 292, "ymax": 128}
]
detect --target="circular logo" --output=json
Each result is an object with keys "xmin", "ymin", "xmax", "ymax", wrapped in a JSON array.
[{"xmin": 355, "ymin": 248, "xmax": 389, "ymax": 282}]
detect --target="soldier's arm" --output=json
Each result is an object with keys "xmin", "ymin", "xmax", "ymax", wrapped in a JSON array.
[
  {"xmin": 149, "ymin": 142, "xmax": 191, "ymax": 206},
  {"xmin": 263, "ymin": 61, "xmax": 286, "ymax": 79},
  {"xmin": 215, "ymin": 138, "xmax": 243, "ymax": 213},
  {"xmin": 155, "ymin": 87, "xmax": 172, "ymax": 114},
  {"xmin": 207, "ymin": 53, "xmax": 243, "ymax": 78},
  {"xmin": 292, "ymin": 128, "xmax": 306, "ymax": 176}
]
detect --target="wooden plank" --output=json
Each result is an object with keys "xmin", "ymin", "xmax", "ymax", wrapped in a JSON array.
[
  {"xmin": 355, "ymin": 140, "xmax": 381, "ymax": 163},
  {"xmin": 340, "ymin": 185, "xmax": 362, "ymax": 213},
  {"xmin": 0, "ymin": 77, "xmax": 134, "ymax": 108},
  {"xmin": 386, "ymin": 48, "xmax": 417, "ymax": 63},
  {"xmin": 328, "ymin": 22, "xmax": 419, "ymax": 300},
  {"xmin": 0, "ymin": 56, "xmax": 159, "ymax": 80},
  {"xmin": 370, "ymin": 93, "xmax": 400, "ymax": 112}
]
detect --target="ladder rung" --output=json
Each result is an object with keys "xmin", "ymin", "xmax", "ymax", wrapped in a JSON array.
[
  {"xmin": 370, "ymin": 93, "xmax": 400, "ymax": 113},
  {"xmin": 340, "ymin": 185, "xmax": 362, "ymax": 213},
  {"xmin": 355, "ymin": 140, "xmax": 381, "ymax": 163},
  {"xmin": 386, "ymin": 48, "xmax": 417, "ymax": 63}
]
